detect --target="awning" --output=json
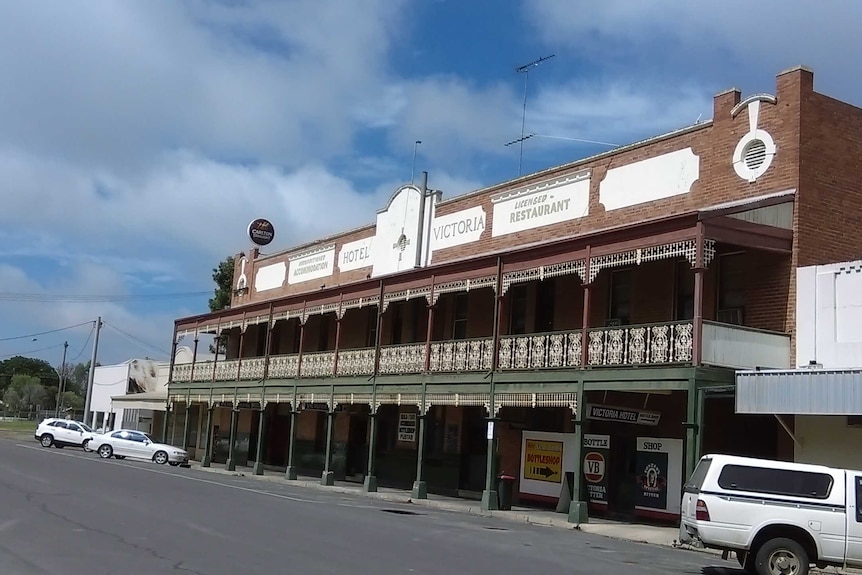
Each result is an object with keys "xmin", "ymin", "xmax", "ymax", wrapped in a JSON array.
[
  {"xmin": 736, "ymin": 368, "xmax": 862, "ymax": 415},
  {"xmin": 110, "ymin": 391, "xmax": 168, "ymax": 412}
]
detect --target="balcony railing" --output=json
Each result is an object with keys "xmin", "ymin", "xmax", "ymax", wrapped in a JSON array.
[{"xmin": 170, "ymin": 320, "xmax": 790, "ymax": 383}]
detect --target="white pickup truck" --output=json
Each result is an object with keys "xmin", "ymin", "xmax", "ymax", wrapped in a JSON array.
[{"xmin": 679, "ymin": 453, "xmax": 862, "ymax": 575}]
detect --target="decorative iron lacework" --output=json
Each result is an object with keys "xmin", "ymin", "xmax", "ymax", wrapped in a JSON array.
[
  {"xmin": 431, "ymin": 276, "xmax": 498, "ymax": 304},
  {"xmin": 338, "ymin": 295, "xmax": 380, "ymax": 319},
  {"xmin": 263, "ymin": 391, "xmax": 294, "ymax": 405},
  {"xmin": 588, "ymin": 239, "xmax": 716, "ymax": 283},
  {"xmin": 269, "ymin": 354, "xmax": 299, "ymax": 378},
  {"xmin": 243, "ymin": 314, "xmax": 270, "ymax": 330},
  {"xmin": 335, "ymin": 348, "xmax": 375, "ymax": 377},
  {"xmin": 333, "ymin": 393, "xmax": 374, "ymax": 407},
  {"xmin": 373, "ymin": 393, "xmax": 423, "ymax": 412},
  {"xmin": 494, "ymin": 392, "xmax": 578, "ymax": 413},
  {"xmin": 172, "ymin": 363, "xmax": 192, "ymax": 383},
  {"xmin": 378, "ymin": 344, "xmax": 426, "ymax": 375},
  {"xmin": 297, "ymin": 392, "xmax": 331, "ymax": 409},
  {"xmin": 424, "ymin": 393, "xmax": 490, "ymax": 411},
  {"xmin": 302, "ymin": 302, "xmax": 340, "ymax": 324},
  {"xmin": 382, "ymin": 286, "xmax": 432, "ymax": 312},
  {"xmin": 501, "ymin": 259, "xmax": 587, "ymax": 294},
  {"xmin": 498, "ymin": 331, "xmax": 583, "ymax": 370},
  {"xmin": 299, "ymin": 351, "xmax": 335, "ymax": 377},
  {"xmin": 587, "ymin": 322, "xmax": 693, "ymax": 366},
  {"xmin": 239, "ymin": 357, "xmax": 266, "ymax": 381}
]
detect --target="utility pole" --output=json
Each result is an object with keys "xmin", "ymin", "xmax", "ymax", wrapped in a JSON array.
[
  {"xmin": 83, "ymin": 317, "xmax": 102, "ymax": 427},
  {"xmin": 54, "ymin": 341, "xmax": 68, "ymax": 418}
]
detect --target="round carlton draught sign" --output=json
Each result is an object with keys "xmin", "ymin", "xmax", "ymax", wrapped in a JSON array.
[
  {"xmin": 247, "ymin": 218, "xmax": 275, "ymax": 246},
  {"xmin": 583, "ymin": 451, "xmax": 606, "ymax": 484}
]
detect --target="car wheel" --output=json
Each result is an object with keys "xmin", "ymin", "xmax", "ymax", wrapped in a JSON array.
[
  {"xmin": 754, "ymin": 537, "xmax": 809, "ymax": 575},
  {"xmin": 153, "ymin": 450, "xmax": 169, "ymax": 465},
  {"xmin": 82, "ymin": 439, "xmax": 92, "ymax": 452},
  {"xmin": 98, "ymin": 444, "xmax": 113, "ymax": 459},
  {"xmin": 40, "ymin": 434, "xmax": 53, "ymax": 448}
]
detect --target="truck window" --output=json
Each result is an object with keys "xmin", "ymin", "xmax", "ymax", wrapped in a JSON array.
[
  {"xmin": 856, "ymin": 477, "xmax": 862, "ymax": 523},
  {"xmin": 684, "ymin": 458, "xmax": 713, "ymax": 493},
  {"xmin": 717, "ymin": 464, "xmax": 833, "ymax": 500}
]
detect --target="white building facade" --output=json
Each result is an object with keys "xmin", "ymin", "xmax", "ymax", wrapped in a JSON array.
[{"xmin": 736, "ymin": 259, "xmax": 862, "ymax": 468}]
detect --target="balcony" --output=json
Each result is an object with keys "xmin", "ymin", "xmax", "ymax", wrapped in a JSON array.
[{"xmin": 170, "ymin": 320, "xmax": 791, "ymax": 384}]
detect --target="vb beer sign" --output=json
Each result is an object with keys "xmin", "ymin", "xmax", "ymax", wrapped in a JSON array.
[{"xmin": 582, "ymin": 434, "xmax": 610, "ymax": 506}]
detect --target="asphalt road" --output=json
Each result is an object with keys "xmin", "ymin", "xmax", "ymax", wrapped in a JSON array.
[{"xmin": 0, "ymin": 438, "xmax": 744, "ymax": 575}]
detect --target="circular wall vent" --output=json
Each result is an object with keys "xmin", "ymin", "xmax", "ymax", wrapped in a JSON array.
[
  {"xmin": 743, "ymin": 139, "xmax": 767, "ymax": 170},
  {"xmin": 733, "ymin": 130, "xmax": 776, "ymax": 183}
]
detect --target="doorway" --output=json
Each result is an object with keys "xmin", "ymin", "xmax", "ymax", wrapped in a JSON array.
[
  {"xmin": 345, "ymin": 412, "xmax": 369, "ymax": 481},
  {"xmin": 608, "ymin": 434, "xmax": 637, "ymax": 517}
]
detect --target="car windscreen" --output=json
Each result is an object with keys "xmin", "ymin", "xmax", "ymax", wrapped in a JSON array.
[
  {"xmin": 79, "ymin": 423, "xmax": 94, "ymax": 432},
  {"xmin": 684, "ymin": 458, "xmax": 712, "ymax": 493}
]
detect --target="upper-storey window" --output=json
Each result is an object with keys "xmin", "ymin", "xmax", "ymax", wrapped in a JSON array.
[
  {"xmin": 718, "ymin": 252, "xmax": 746, "ymax": 325},
  {"xmin": 676, "ymin": 260, "xmax": 695, "ymax": 321},
  {"xmin": 453, "ymin": 293, "xmax": 469, "ymax": 340},
  {"xmin": 508, "ymin": 284, "xmax": 528, "ymax": 335},
  {"xmin": 391, "ymin": 302, "xmax": 404, "ymax": 345},
  {"xmin": 535, "ymin": 279, "xmax": 556, "ymax": 333},
  {"xmin": 608, "ymin": 269, "xmax": 631, "ymax": 326},
  {"xmin": 366, "ymin": 306, "xmax": 378, "ymax": 348}
]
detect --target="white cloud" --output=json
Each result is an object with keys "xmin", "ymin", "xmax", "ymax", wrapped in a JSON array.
[{"xmin": 526, "ymin": 0, "xmax": 862, "ymax": 102}]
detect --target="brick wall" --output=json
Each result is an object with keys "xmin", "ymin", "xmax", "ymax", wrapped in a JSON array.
[{"xmin": 216, "ymin": 69, "xmax": 811, "ymax": 317}]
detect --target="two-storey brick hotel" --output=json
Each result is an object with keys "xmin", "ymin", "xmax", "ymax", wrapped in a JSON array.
[{"xmin": 164, "ymin": 66, "xmax": 862, "ymax": 523}]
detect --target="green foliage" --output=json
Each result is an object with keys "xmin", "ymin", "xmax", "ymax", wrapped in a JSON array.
[
  {"xmin": 3, "ymin": 374, "xmax": 45, "ymax": 412},
  {"xmin": 0, "ymin": 356, "xmax": 58, "ymax": 393},
  {"xmin": 208, "ymin": 255, "xmax": 235, "ymax": 313},
  {"xmin": 60, "ymin": 391, "xmax": 84, "ymax": 410}
]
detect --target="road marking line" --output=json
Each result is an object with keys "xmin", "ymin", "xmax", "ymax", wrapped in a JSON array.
[{"xmin": 13, "ymin": 443, "xmax": 379, "ymax": 510}]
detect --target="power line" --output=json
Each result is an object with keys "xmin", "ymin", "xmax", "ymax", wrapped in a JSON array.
[
  {"xmin": 102, "ymin": 321, "xmax": 169, "ymax": 358},
  {"xmin": 0, "ymin": 342, "xmax": 67, "ymax": 360},
  {"xmin": 0, "ymin": 321, "xmax": 93, "ymax": 342},
  {"xmin": 0, "ymin": 291, "xmax": 209, "ymax": 303},
  {"xmin": 69, "ymin": 323, "xmax": 96, "ymax": 363}
]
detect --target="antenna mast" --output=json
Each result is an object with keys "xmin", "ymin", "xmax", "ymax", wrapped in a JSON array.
[{"xmin": 511, "ymin": 54, "xmax": 555, "ymax": 177}]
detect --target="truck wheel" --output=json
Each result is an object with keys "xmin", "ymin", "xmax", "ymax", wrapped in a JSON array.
[{"xmin": 754, "ymin": 537, "xmax": 809, "ymax": 575}]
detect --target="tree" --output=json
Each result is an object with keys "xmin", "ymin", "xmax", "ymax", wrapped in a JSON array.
[
  {"xmin": 208, "ymin": 255, "xmax": 234, "ymax": 355},
  {"xmin": 0, "ymin": 356, "xmax": 58, "ymax": 394},
  {"xmin": 209, "ymin": 255, "xmax": 235, "ymax": 312},
  {"xmin": 3, "ymin": 374, "xmax": 45, "ymax": 413}
]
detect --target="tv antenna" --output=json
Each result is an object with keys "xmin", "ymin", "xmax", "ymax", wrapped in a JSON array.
[{"xmin": 508, "ymin": 54, "xmax": 555, "ymax": 177}]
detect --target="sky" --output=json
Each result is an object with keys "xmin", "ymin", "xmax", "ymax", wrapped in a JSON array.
[{"xmin": 0, "ymin": 0, "xmax": 860, "ymax": 369}]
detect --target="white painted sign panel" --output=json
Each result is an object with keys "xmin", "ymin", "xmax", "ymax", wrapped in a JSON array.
[
  {"xmin": 429, "ymin": 206, "xmax": 486, "ymax": 253},
  {"xmin": 338, "ymin": 236, "xmax": 374, "ymax": 272},
  {"xmin": 372, "ymin": 185, "xmax": 424, "ymax": 277},
  {"xmin": 287, "ymin": 246, "xmax": 335, "ymax": 285},
  {"xmin": 254, "ymin": 262, "xmax": 285, "ymax": 292},
  {"xmin": 600, "ymin": 147, "xmax": 700, "ymax": 211},
  {"xmin": 492, "ymin": 174, "xmax": 590, "ymax": 238}
]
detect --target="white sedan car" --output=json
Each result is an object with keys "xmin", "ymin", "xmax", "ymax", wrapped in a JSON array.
[{"xmin": 91, "ymin": 429, "xmax": 189, "ymax": 466}]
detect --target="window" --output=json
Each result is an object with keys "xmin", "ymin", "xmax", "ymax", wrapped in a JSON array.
[
  {"xmin": 684, "ymin": 458, "xmax": 713, "ymax": 493},
  {"xmin": 535, "ymin": 279, "xmax": 556, "ymax": 333},
  {"xmin": 79, "ymin": 422, "xmax": 93, "ymax": 433},
  {"xmin": 609, "ymin": 269, "xmax": 632, "ymax": 325},
  {"xmin": 391, "ymin": 303, "xmax": 404, "ymax": 345},
  {"xmin": 856, "ymin": 477, "xmax": 862, "ymax": 523},
  {"xmin": 453, "ymin": 293, "xmax": 469, "ymax": 340},
  {"xmin": 718, "ymin": 253, "xmax": 746, "ymax": 324},
  {"xmin": 508, "ymin": 285, "xmax": 528, "ymax": 335},
  {"xmin": 67, "ymin": 423, "xmax": 81, "ymax": 433},
  {"xmin": 127, "ymin": 431, "xmax": 148, "ymax": 443},
  {"xmin": 111, "ymin": 431, "xmax": 127, "ymax": 439},
  {"xmin": 49, "ymin": 421, "xmax": 66, "ymax": 428},
  {"xmin": 318, "ymin": 315, "xmax": 331, "ymax": 351},
  {"xmin": 717, "ymin": 464, "xmax": 833, "ymax": 500},
  {"xmin": 676, "ymin": 260, "xmax": 695, "ymax": 321},
  {"xmin": 366, "ymin": 306, "xmax": 379, "ymax": 348}
]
